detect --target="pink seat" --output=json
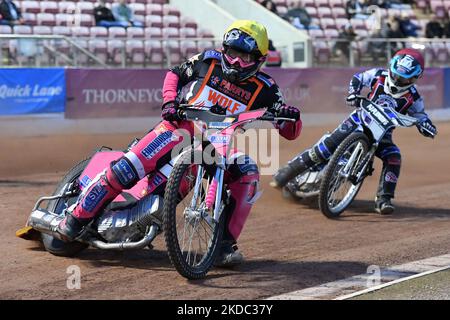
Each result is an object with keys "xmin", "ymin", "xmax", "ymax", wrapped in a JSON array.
[
  {"xmin": 165, "ymin": 40, "xmax": 183, "ymax": 65},
  {"xmin": 40, "ymin": 1, "xmax": 59, "ymax": 14},
  {"xmin": 315, "ymin": 0, "xmax": 330, "ymax": 8},
  {"xmin": 146, "ymin": 15, "xmax": 163, "ymax": 28},
  {"xmin": 55, "ymin": 13, "xmax": 72, "ymax": 26},
  {"xmin": 90, "ymin": 26, "xmax": 108, "ymax": 38},
  {"xmin": 126, "ymin": 39, "xmax": 145, "ymax": 64},
  {"xmin": 180, "ymin": 27, "xmax": 196, "ymax": 38},
  {"xmin": 108, "ymin": 39, "xmax": 126, "ymax": 64},
  {"xmin": 301, "ymin": 0, "xmax": 316, "ymax": 7},
  {"xmin": 350, "ymin": 19, "xmax": 366, "ymax": 30},
  {"xmin": 314, "ymin": 40, "xmax": 331, "ymax": 64},
  {"xmin": 127, "ymin": 27, "xmax": 145, "ymax": 39},
  {"xmin": 197, "ymin": 39, "xmax": 215, "ymax": 52},
  {"xmin": 163, "ymin": 15, "xmax": 180, "ymax": 28},
  {"xmin": 181, "ymin": 16, "xmax": 198, "ymax": 29},
  {"xmin": 335, "ymin": 18, "xmax": 350, "ymax": 30},
  {"xmin": 77, "ymin": 2, "xmax": 95, "ymax": 15},
  {"xmin": 22, "ymin": 13, "xmax": 37, "ymax": 26},
  {"xmin": 88, "ymin": 39, "xmax": 108, "ymax": 63},
  {"xmin": 162, "ymin": 27, "xmax": 180, "ymax": 39},
  {"xmin": 197, "ymin": 28, "xmax": 214, "ymax": 38},
  {"xmin": 432, "ymin": 42, "xmax": 448, "ymax": 63},
  {"xmin": 145, "ymin": 27, "xmax": 163, "ymax": 39},
  {"xmin": 180, "ymin": 40, "xmax": 197, "ymax": 58},
  {"xmin": 129, "ymin": 3, "xmax": 146, "ymax": 15},
  {"xmin": 0, "ymin": 25, "xmax": 12, "ymax": 34},
  {"xmin": 33, "ymin": 26, "xmax": 52, "ymax": 35},
  {"xmin": 333, "ymin": 7, "xmax": 347, "ymax": 19},
  {"xmin": 109, "ymin": 27, "xmax": 127, "ymax": 38},
  {"xmin": 305, "ymin": 6, "xmax": 318, "ymax": 18},
  {"xmin": 74, "ymin": 14, "xmax": 94, "ymax": 27},
  {"xmin": 144, "ymin": 40, "xmax": 164, "ymax": 65},
  {"xmin": 324, "ymin": 28, "xmax": 339, "ymax": 38},
  {"xmin": 146, "ymin": 3, "xmax": 163, "ymax": 16},
  {"xmin": 329, "ymin": 0, "xmax": 344, "ymax": 8},
  {"xmin": 308, "ymin": 29, "xmax": 325, "ymax": 38},
  {"xmin": 13, "ymin": 25, "xmax": 33, "ymax": 34},
  {"xmin": 58, "ymin": 1, "xmax": 77, "ymax": 14},
  {"xmin": 37, "ymin": 13, "xmax": 56, "ymax": 26},
  {"xmin": 163, "ymin": 4, "xmax": 181, "ymax": 17},
  {"xmin": 72, "ymin": 26, "xmax": 90, "ymax": 38},
  {"xmin": 320, "ymin": 18, "xmax": 336, "ymax": 29},
  {"xmin": 21, "ymin": 1, "xmax": 41, "ymax": 14},
  {"xmin": 52, "ymin": 26, "xmax": 72, "ymax": 36}
]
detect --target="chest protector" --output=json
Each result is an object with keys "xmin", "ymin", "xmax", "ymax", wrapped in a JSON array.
[
  {"xmin": 368, "ymin": 76, "xmax": 415, "ymax": 114},
  {"xmin": 185, "ymin": 60, "xmax": 265, "ymax": 115}
]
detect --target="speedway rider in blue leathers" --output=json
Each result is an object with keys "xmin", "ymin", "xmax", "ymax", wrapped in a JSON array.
[{"xmin": 271, "ymin": 48, "xmax": 438, "ymax": 214}]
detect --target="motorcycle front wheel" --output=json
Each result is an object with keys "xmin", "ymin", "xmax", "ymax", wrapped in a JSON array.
[
  {"xmin": 163, "ymin": 149, "xmax": 225, "ymax": 279},
  {"xmin": 319, "ymin": 132, "xmax": 370, "ymax": 218}
]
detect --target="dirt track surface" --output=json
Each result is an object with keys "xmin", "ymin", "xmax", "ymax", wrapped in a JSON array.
[{"xmin": 1, "ymin": 122, "xmax": 450, "ymax": 300}]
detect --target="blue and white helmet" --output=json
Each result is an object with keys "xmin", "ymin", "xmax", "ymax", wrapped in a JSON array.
[{"xmin": 385, "ymin": 48, "xmax": 424, "ymax": 98}]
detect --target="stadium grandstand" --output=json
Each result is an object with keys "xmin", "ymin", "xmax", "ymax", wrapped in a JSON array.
[{"xmin": 0, "ymin": 0, "xmax": 448, "ymax": 68}]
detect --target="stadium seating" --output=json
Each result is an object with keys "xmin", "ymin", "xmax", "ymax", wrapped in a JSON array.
[
  {"xmin": 270, "ymin": 0, "xmax": 450, "ymax": 65},
  {"xmin": 0, "ymin": 0, "xmax": 216, "ymax": 66}
]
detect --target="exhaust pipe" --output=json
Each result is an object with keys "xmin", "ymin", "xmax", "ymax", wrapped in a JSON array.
[
  {"xmin": 27, "ymin": 209, "xmax": 66, "ymax": 241},
  {"xmin": 27, "ymin": 209, "xmax": 160, "ymax": 250},
  {"xmin": 90, "ymin": 224, "xmax": 159, "ymax": 250}
]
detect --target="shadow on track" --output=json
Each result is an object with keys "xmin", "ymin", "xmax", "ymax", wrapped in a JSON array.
[
  {"xmin": 189, "ymin": 260, "xmax": 370, "ymax": 293},
  {"xmin": 286, "ymin": 195, "xmax": 450, "ymax": 222}
]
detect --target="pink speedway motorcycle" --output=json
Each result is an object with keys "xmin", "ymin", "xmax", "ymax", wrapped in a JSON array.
[{"xmin": 17, "ymin": 105, "xmax": 293, "ymax": 279}]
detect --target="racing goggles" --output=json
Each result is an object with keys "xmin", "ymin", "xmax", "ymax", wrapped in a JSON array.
[
  {"xmin": 389, "ymin": 70, "xmax": 418, "ymax": 87},
  {"xmin": 223, "ymin": 48, "xmax": 257, "ymax": 69}
]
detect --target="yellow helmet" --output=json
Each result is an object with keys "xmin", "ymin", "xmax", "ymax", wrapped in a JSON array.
[
  {"xmin": 224, "ymin": 20, "xmax": 269, "ymax": 56},
  {"xmin": 221, "ymin": 20, "xmax": 269, "ymax": 82}
]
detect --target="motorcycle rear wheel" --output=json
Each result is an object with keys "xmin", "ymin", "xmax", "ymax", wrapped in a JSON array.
[
  {"xmin": 41, "ymin": 159, "xmax": 90, "ymax": 256},
  {"xmin": 319, "ymin": 132, "xmax": 370, "ymax": 218}
]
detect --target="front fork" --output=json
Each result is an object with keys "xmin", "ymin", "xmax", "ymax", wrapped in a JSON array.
[
  {"xmin": 348, "ymin": 144, "xmax": 377, "ymax": 185},
  {"xmin": 190, "ymin": 158, "xmax": 225, "ymax": 224}
]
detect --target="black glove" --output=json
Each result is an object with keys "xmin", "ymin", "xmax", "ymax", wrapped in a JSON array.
[
  {"xmin": 417, "ymin": 118, "xmax": 437, "ymax": 138},
  {"xmin": 161, "ymin": 101, "xmax": 182, "ymax": 122},
  {"xmin": 274, "ymin": 104, "xmax": 300, "ymax": 121},
  {"xmin": 346, "ymin": 94, "xmax": 360, "ymax": 108}
]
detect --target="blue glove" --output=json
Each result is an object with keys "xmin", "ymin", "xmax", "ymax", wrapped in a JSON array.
[{"xmin": 417, "ymin": 118, "xmax": 437, "ymax": 138}]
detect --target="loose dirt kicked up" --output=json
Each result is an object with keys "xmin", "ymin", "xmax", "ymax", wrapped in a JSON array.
[{"xmin": 1, "ymin": 122, "xmax": 449, "ymax": 299}]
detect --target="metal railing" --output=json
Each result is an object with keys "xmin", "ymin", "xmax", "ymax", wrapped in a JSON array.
[
  {"xmin": 0, "ymin": 35, "xmax": 227, "ymax": 68},
  {"xmin": 0, "ymin": 34, "xmax": 107, "ymax": 67},
  {"xmin": 311, "ymin": 37, "xmax": 450, "ymax": 68}
]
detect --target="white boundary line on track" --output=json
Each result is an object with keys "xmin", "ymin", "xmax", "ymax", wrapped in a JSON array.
[
  {"xmin": 334, "ymin": 265, "xmax": 450, "ymax": 300},
  {"xmin": 266, "ymin": 253, "xmax": 450, "ymax": 300}
]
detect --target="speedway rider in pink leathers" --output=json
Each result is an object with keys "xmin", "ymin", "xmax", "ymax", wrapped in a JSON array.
[{"xmin": 57, "ymin": 20, "xmax": 302, "ymax": 266}]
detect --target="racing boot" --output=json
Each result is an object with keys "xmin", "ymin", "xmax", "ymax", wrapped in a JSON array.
[
  {"xmin": 375, "ymin": 196, "xmax": 395, "ymax": 215},
  {"xmin": 55, "ymin": 213, "xmax": 91, "ymax": 242},
  {"xmin": 214, "ymin": 240, "xmax": 244, "ymax": 268},
  {"xmin": 270, "ymin": 157, "xmax": 308, "ymax": 189}
]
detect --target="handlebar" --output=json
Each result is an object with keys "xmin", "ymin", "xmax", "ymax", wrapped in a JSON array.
[
  {"xmin": 177, "ymin": 104, "xmax": 297, "ymax": 124},
  {"xmin": 353, "ymin": 96, "xmax": 436, "ymax": 138}
]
